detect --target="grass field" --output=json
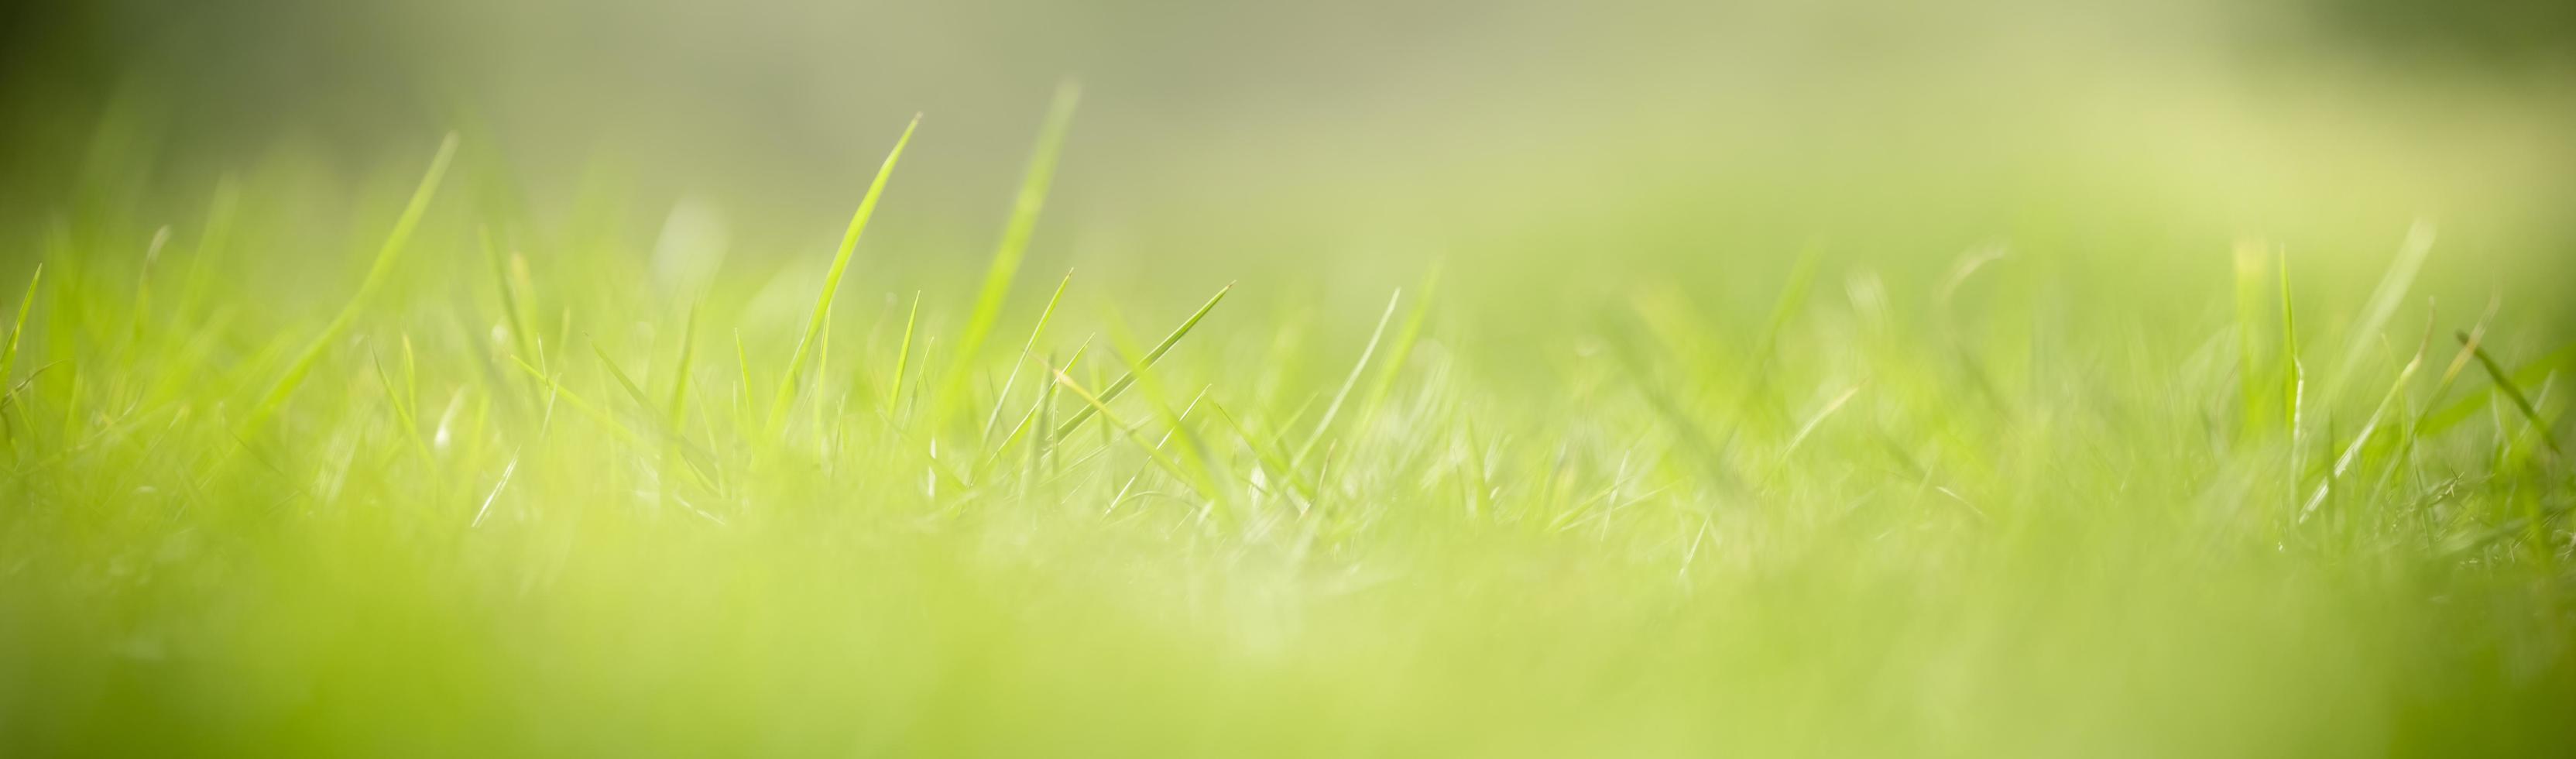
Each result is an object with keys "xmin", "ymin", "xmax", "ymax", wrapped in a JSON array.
[{"xmin": 3, "ymin": 19, "xmax": 2576, "ymax": 754}]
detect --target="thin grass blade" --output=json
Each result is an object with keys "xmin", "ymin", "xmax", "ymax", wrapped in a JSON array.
[{"xmin": 770, "ymin": 115, "xmax": 921, "ymax": 434}]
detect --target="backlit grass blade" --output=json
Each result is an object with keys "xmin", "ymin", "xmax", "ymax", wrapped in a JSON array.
[
  {"xmin": 2328, "ymin": 221, "xmax": 2434, "ymax": 394},
  {"xmin": 242, "ymin": 133, "xmax": 458, "ymax": 436},
  {"xmin": 940, "ymin": 81, "xmax": 1080, "ymax": 422},
  {"xmin": 886, "ymin": 291, "xmax": 921, "ymax": 417},
  {"xmin": 770, "ymin": 115, "xmax": 920, "ymax": 434},
  {"xmin": 2423, "ymin": 339, "xmax": 2574, "ymax": 436},
  {"xmin": 1047, "ymin": 361, "xmax": 1205, "ymax": 503},
  {"xmin": 1294, "ymin": 288, "xmax": 1401, "ymax": 465},
  {"xmin": 1052, "ymin": 283, "xmax": 1230, "ymax": 439},
  {"xmin": 1353, "ymin": 265, "xmax": 1438, "ymax": 437},
  {"xmin": 1102, "ymin": 321, "xmax": 1232, "ymax": 518},
  {"xmin": 2279, "ymin": 251, "xmax": 2309, "ymax": 510},
  {"xmin": 1028, "ymin": 337, "xmax": 1092, "ymax": 465},
  {"xmin": 592, "ymin": 344, "xmax": 656, "ymax": 415},
  {"xmin": 980, "ymin": 338, "xmax": 1092, "ymax": 476},
  {"xmin": 1105, "ymin": 386, "xmax": 1213, "ymax": 519},
  {"xmin": 982, "ymin": 271, "xmax": 1073, "ymax": 443},
  {"xmin": 2413, "ymin": 299, "xmax": 2499, "ymax": 438},
  {"xmin": 2302, "ymin": 320, "xmax": 2430, "ymax": 520}
]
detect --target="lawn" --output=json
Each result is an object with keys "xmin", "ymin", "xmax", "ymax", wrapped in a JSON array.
[{"xmin": 3, "ymin": 42, "xmax": 2575, "ymax": 759}]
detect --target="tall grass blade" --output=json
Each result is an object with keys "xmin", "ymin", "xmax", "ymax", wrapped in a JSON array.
[
  {"xmin": 2303, "ymin": 322, "xmax": 2430, "ymax": 520},
  {"xmin": 1353, "ymin": 266, "xmax": 1438, "ymax": 436},
  {"xmin": 2329, "ymin": 221, "xmax": 2434, "ymax": 393},
  {"xmin": 982, "ymin": 271, "xmax": 1073, "ymax": 443},
  {"xmin": 242, "ymin": 133, "xmax": 459, "ymax": 435},
  {"xmin": 941, "ymin": 82, "xmax": 1080, "ymax": 422},
  {"xmin": 887, "ymin": 291, "xmax": 921, "ymax": 417},
  {"xmin": 770, "ymin": 115, "xmax": 921, "ymax": 434},
  {"xmin": 1294, "ymin": 289, "xmax": 1401, "ymax": 465}
]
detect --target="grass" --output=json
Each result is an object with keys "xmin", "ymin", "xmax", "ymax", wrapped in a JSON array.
[{"xmin": 0, "ymin": 111, "xmax": 2572, "ymax": 758}]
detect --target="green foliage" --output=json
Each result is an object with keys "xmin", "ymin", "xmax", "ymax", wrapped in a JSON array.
[{"xmin": 0, "ymin": 121, "xmax": 2571, "ymax": 758}]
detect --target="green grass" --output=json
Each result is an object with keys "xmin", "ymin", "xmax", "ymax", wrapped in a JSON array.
[{"xmin": 0, "ymin": 116, "xmax": 2572, "ymax": 758}]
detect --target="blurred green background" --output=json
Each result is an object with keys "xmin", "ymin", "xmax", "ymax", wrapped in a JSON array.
[{"xmin": 5, "ymin": 0, "xmax": 2571, "ymax": 297}]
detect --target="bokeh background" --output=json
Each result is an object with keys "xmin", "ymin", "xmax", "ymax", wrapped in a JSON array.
[{"xmin": 2, "ymin": 0, "xmax": 2571, "ymax": 328}]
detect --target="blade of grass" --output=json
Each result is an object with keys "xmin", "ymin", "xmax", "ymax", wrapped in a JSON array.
[
  {"xmin": 2412, "ymin": 298, "xmax": 2499, "ymax": 437},
  {"xmin": 1047, "ymin": 361, "xmax": 1206, "ymax": 503},
  {"xmin": 2424, "ymin": 339, "xmax": 2575, "ymax": 436},
  {"xmin": 1052, "ymin": 283, "xmax": 1231, "ymax": 439},
  {"xmin": 979, "ymin": 339, "xmax": 1092, "ymax": 475},
  {"xmin": 1030, "ymin": 338, "xmax": 1092, "ymax": 468},
  {"xmin": 592, "ymin": 344, "xmax": 656, "ymax": 415},
  {"xmin": 940, "ymin": 82, "xmax": 1080, "ymax": 424},
  {"xmin": 886, "ymin": 291, "xmax": 921, "ymax": 417},
  {"xmin": 770, "ymin": 115, "xmax": 920, "ymax": 434},
  {"xmin": 1293, "ymin": 289, "xmax": 1401, "ymax": 465},
  {"xmin": 981, "ymin": 270, "xmax": 1073, "ymax": 443},
  {"xmin": 2303, "ymin": 321, "xmax": 2430, "ymax": 520},
  {"xmin": 2278, "ymin": 251, "xmax": 2307, "ymax": 513},
  {"xmin": 2329, "ymin": 221, "xmax": 2433, "ymax": 396},
  {"xmin": 2461, "ymin": 331, "xmax": 2564, "ymax": 458},
  {"xmin": 1353, "ymin": 265, "xmax": 1438, "ymax": 437},
  {"xmin": 1102, "ymin": 314, "xmax": 1233, "ymax": 519},
  {"xmin": 1105, "ymin": 387, "xmax": 1213, "ymax": 519},
  {"xmin": 242, "ymin": 133, "xmax": 458, "ymax": 436}
]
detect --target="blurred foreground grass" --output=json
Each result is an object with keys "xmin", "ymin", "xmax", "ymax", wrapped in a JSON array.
[{"xmin": 2, "ymin": 91, "xmax": 2574, "ymax": 756}]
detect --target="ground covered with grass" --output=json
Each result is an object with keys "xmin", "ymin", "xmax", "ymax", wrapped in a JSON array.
[{"xmin": 2, "ymin": 108, "xmax": 2572, "ymax": 757}]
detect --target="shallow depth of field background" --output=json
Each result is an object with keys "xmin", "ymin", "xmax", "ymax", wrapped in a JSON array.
[
  {"xmin": 6, "ymin": 0, "xmax": 2574, "ymax": 300},
  {"xmin": 2, "ymin": 1, "xmax": 2574, "ymax": 756}
]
